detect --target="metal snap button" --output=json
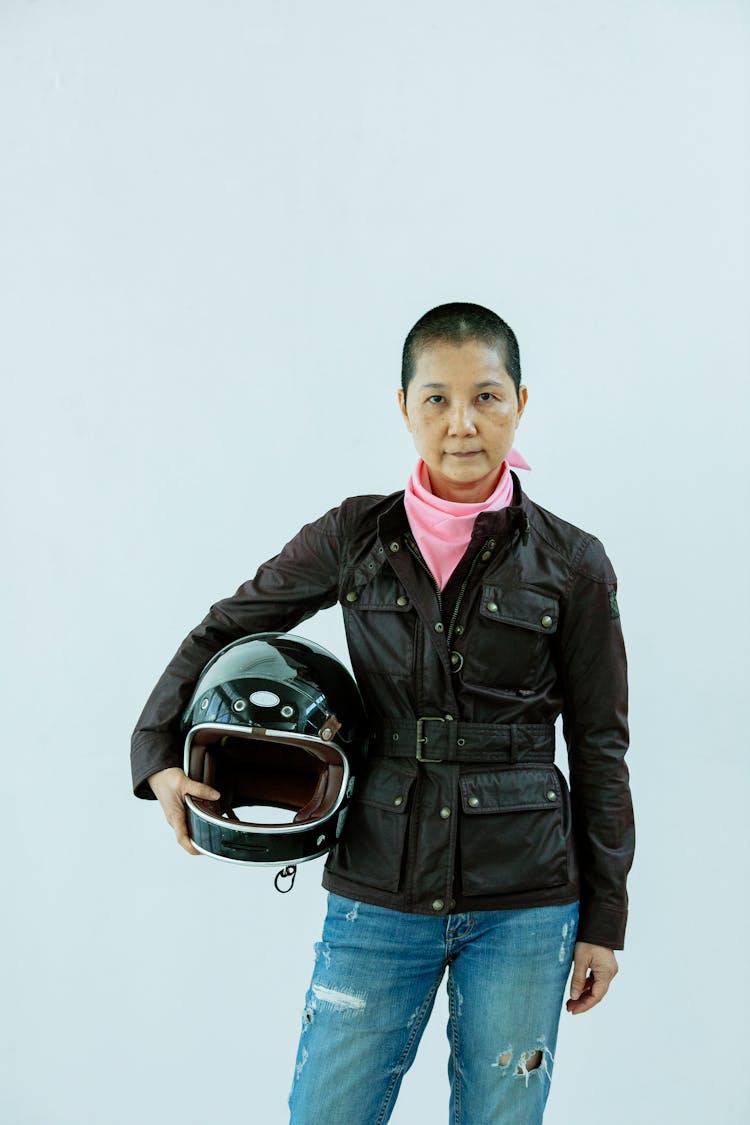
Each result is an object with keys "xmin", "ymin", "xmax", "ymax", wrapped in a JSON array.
[
  {"xmin": 457, "ymin": 737, "xmax": 465, "ymax": 747},
  {"xmin": 396, "ymin": 595, "xmax": 408, "ymax": 606},
  {"xmin": 393, "ymin": 795, "xmax": 404, "ymax": 807},
  {"xmin": 541, "ymin": 613, "xmax": 553, "ymax": 628},
  {"xmin": 345, "ymin": 591, "xmax": 359, "ymax": 603},
  {"xmin": 389, "ymin": 541, "xmax": 400, "ymax": 552},
  {"xmin": 434, "ymin": 622, "xmax": 444, "ymax": 632},
  {"xmin": 432, "ymin": 899, "xmax": 444, "ymax": 911},
  {"xmin": 455, "ymin": 624, "xmax": 464, "ymax": 635},
  {"xmin": 487, "ymin": 601, "xmax": 498, "ymax": 613},
  {"xmin": 444, "ymin": 714, "xmax": 454, "ymax": 721},
  {"xmin": 546, "ymin": 790, "xmax": 558, "ymax": 801},
  {"xmin": 232, "ymin": 699, "xmax": 247, "ymax": 712},
  {"xmin": 450, "ymin": 651, "xmax": 464, "ymax": 670},
  {"xmin": 440, "ymin": 806, "xmax": 451, "ymax": 819},
  {"xmin": 467, "ymin": 795, "xmax": 480, "ymax": 808}
]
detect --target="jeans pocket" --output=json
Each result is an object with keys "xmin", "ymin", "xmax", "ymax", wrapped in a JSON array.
[
  {"xmin": 324, "ymin": 760, "xmax": 416, "ymax": 892},
  {"xmin": 458, "ymin": 766, "xmax": 569, "ymax": 895}
]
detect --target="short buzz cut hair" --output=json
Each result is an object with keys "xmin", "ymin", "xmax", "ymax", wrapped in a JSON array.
[{"xmin": 401, "ymin": 302, "xmax": 522, "ymax": 403}]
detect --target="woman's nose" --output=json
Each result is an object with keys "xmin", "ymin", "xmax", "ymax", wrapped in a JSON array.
[{"xmin": 447, "ymin": 403, "xmax": 478, "ymax": 435}]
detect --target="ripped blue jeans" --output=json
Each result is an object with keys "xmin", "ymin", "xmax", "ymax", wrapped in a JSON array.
[{"xmin": 288, "ymin": 893, "xmax": 579, "ymax": 1124}]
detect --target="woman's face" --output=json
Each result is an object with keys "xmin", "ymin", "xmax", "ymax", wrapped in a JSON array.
[{"xmin": 398, "ymin": 339, "xmax": 528, "ymax": 503}]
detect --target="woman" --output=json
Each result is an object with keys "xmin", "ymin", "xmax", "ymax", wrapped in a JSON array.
[{"xmin": 132, "ymin": 302, "xmax": 634, "ymax": 1124}]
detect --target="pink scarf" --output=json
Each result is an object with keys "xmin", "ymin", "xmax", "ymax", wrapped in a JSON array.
[{"xmin": 403, "ymin": 450, "xmax": 531, "ymax": 590}]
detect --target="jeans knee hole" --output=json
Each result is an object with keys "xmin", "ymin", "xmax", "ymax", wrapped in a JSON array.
[{"xmin": 516, "ymin": 1049, "xmax": 543, "ymax": 1075}]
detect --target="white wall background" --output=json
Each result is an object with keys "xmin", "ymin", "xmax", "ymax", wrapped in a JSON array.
[{"xmin": 2, "ymin": 1, "xmax": 748, "ymax": 1122}]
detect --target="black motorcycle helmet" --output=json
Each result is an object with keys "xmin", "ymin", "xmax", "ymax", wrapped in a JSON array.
[{"xmin": 181, "ymin": 633, "xmax": 367, "ymax": 870}]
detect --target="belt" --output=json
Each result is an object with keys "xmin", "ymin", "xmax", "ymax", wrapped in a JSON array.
[{"xmin": 369, "ymin": 718, "xmax": 556, "ymax": 764}]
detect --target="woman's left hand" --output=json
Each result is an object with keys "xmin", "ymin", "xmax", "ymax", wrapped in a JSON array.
[{"xmin": 566, "ymin": 942, "xmax": 619, "ymax": 1015}]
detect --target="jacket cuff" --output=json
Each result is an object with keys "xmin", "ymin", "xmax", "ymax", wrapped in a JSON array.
[
  {"xmin": 131, "ymin": 737, "xmax": 182, "ymax": 800},
  {"xmin": 576, "ymin": 902, "xmax": 628, "ymax": 950}
]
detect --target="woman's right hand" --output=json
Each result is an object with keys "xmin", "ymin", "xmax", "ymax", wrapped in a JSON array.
[{"xmin": 147, "ymin": 766, "xmax": 220, "ymax": 855}]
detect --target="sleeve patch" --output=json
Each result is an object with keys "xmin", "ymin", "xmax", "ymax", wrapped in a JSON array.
[{"xmin": 608, "ymin": 590, "xmax": 620, "ymax": 619}]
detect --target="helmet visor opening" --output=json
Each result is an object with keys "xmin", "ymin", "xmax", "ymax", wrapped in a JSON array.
[{"xmin": 188, "ymin": 730, "xmax": 346, "ymax": 828}]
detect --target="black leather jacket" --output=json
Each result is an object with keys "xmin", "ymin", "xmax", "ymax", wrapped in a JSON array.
[{"xmin": 131, "ymin": 476, "xmax": 634, "ymax": 949}]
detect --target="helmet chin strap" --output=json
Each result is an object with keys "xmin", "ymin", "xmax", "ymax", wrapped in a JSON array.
[{"xmin": 274, "ymin": 865, "xmax": 297, "ymax": 893}]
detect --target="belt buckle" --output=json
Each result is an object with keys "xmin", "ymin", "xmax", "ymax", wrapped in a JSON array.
[{"xmin": 416, "ymin": 716, "xmax": 444, "ymax": 762}]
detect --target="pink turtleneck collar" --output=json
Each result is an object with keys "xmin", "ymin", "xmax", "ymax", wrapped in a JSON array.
[{"xmin": 403, "ymin": 449, "xmax": 531, "ymax": 590}]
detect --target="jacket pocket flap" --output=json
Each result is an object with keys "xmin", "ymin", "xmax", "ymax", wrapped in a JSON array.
[
  {"xmin": 459, "ymin": 768, "xmax": 561, "ymax": 814},
  {"xmin": 479, "ymin": 586, "xmax": 559, "ymax": 633},
  {"xmin": 340, "ymin": 577, "xmax": 412, "ymax": 612},
  {"xmin": 353, "ymin": 761, "xmax": 415, "ymax": 813}
]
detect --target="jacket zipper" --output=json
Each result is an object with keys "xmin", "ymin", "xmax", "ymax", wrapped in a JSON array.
[
  {"xmin": 445, "ymin": 546, "xmax": 488, "ymax": 648},
  {"xmin": 405, "ymin": 534, "xmax": 443, "ymax": 613},
  {"xmin": 405, "ymin": 534, "xmax": 491, "ymax": 649}
]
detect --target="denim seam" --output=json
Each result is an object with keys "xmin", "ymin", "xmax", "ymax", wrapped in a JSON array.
[
  {"xmin": 447, "ymin": 970, "xmax": 462, "ymax": 1125},
  {"xmin": 374, "ymin": 966, "xmax": 447, "ymax": 1125}
]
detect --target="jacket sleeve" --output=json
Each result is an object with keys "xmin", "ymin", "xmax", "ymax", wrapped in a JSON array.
[
  {"xmin": 130, "ymin": 507, "xmax": 343, "ymax": 799},
  {"xmin": 556, "ymin": 536, "xmax": 634, "ymax": 950}
]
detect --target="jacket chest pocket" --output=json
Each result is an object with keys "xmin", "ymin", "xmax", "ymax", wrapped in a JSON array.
[
  {"xmin": 458, "ymin": 767, "xmax": 569, "ymax": 895},
  {"xmin": 460, "ymin": 586, "xmax": 559, "ymax": 695},
  {"xmin": 340, "ymin": 576, "xmax": 416, "ymax": 679},
  {"xmin": 325, "ymin": 760, "xmax": 416, "ymax": 892}
]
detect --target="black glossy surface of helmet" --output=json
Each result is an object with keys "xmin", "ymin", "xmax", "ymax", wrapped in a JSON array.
[{"xmin": 181, "ymin": 633, "xmax": 367, "ymax": 867}]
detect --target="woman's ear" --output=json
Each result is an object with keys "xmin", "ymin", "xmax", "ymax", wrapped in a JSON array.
[
  {"xmin": 516, "ymin": 385, "xmax": 528, "ymax": 425},
  {"xmin": 397, "ymin": 388, "xmax": 412, "ymax": 432}
]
